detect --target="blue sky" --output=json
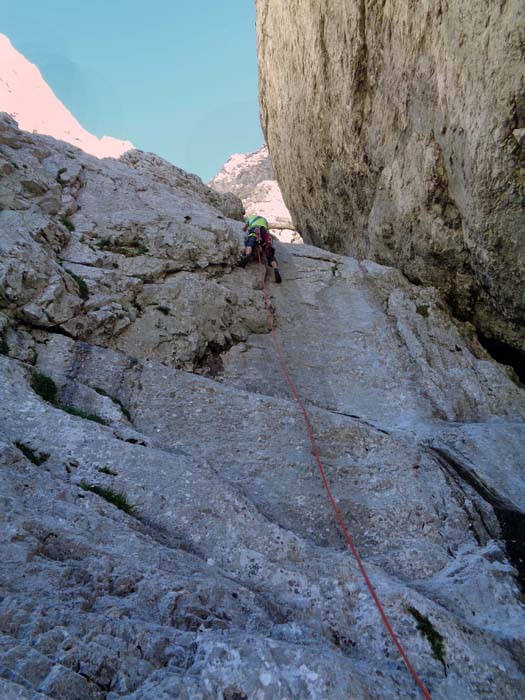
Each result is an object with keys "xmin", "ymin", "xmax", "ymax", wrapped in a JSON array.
[{"xmin": 1, "ymin": 1, "xmax": 263, "ymax": 181}]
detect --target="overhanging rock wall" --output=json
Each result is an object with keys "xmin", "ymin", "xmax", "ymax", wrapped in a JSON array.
[{"xmin": 255, "ymin": 0, "xmax": 525, "ymax": 359}]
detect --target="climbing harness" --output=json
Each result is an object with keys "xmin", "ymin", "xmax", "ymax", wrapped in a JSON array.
[{"xmin": 256, "ymin": 248, "xmax": 432, "ymax": 700}]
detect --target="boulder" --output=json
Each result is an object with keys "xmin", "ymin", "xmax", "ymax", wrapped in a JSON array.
[{"xmin": 255, "ymin": 0, "xmax": 525, "ymax": 361}]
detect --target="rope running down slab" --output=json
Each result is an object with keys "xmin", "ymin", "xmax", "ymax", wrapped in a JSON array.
[{"xmin": 256, "ymin": 248, "xmax": 432, "ymax": 700}]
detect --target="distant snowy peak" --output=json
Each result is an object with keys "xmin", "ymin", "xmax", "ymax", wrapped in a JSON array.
[
  {"xmin": 209, "ymin": 145, "xmax": 301, "ymax": 243},
  {"xmin": 0, "ymin": 33, "xmax": 133, "ymax": 158}
]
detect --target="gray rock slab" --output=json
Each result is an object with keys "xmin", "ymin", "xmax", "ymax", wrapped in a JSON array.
[{"xmin": 2, "ymin": 113, "xmax": 525, "ymax": 700}]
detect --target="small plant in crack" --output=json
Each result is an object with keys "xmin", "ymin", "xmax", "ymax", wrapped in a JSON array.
[
  {"xmin": 407, "ymin": 607, "xmax": 447, "ymax": 672},
  {"xmin": 65, "ymin": 269, "xmax": 89, "ymax": 301},
  {"xmin": 98, "ymin": 237, "xmax": 148, "ymax": 257},
  {"xmin": 0, "ymin": 331, "xmax": 9, "ymax": 355},
  {"xmin": 80, "ymin": 482, "xmax": 135, "ymax": 514},
  {"xmin": 331, "ymin": 261, "xmax": 342, "ymax": 277},
  {"xmin": 31, "ymin": 371, "xmax": 109, "ymax": 425},
  {"xmin": 31, "ymin": 371, "xmax": 59, "ymax": 404},
  {"xmin": 59, "ymin": 216, "xmax": 75, "ymax": 232},
  {"xmin": 15, "ymin": 441, "xmax": 49, "ymax": 466},
  {"xmin": 98, "ymin": 466, "xmax": 118, "ymax": 476},
  {"xmin": 61, "ymin": 406, "xmax": 109, "ymax": 425},
  {"xmin": 93, "ymin": 387, "xmax": 132, "ymax": 420},
  {"xmin": 56, "ymin": 167, "xmax": 67, "ymax": 185},
  {"xmin": 119, "ymin": 404, "xmax": 132, "ymax": 421}
]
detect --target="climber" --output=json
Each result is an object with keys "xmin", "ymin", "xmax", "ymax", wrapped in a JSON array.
[{"xmin": 238, "ymin": 214, "xmax": 282, "ymax": 283}]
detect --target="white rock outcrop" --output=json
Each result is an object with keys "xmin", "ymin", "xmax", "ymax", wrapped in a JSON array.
[
  {"xmin": 255, "ymin": 0, "xmax": 525, "ymax": 363},
  {"xmin": 210, "ymin": 146, "xmax": 274, "ymax": 201},
  {"xmin": 0, "ymin": 34, "xmax": 133, "ymax": 158},
  {"xmin": 1, "ymin": 115, "xmax": 525, "ymax": 700}
]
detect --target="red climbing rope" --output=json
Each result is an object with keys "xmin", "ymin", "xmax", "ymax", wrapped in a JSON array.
[{"xmin": 256, "ymin": 250, "xmax": 432, "ymax": 700}]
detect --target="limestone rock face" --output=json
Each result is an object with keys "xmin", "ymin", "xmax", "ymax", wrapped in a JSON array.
[
  {"xmin": 1, "ymin": 115, "xmax": 525, "ymax": 700},
  {"xmin": 0, "ymin": 113, "xmax": 251, "ymax": 370},
  {"xmin": 209, "ymin": 145, "xmax": 274, "ymax": 201},
  {"xmin": 0, "ymin": 34, "xmax": 133, "ymax": 158},
  {"xmin": 210, "ymin": 145, "xmax": 302, "ymax": 242},
  {"xmin": 255, "ymin": 0, "xmax": 525, "ymax": 359}
]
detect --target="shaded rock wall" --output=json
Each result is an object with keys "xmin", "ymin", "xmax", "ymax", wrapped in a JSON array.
[{"xmin": 255, "ymin": 0, "xmax": 525, "ymax": 357}]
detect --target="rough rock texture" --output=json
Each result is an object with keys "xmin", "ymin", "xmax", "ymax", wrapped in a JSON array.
[
  {"xmin": 255, "ymin": 0, "xmax": 525, "ymax": 362},
  {"xmin": 209, "ymin": 146, "xmax": 302, "ymax": 243},
  {"xmin": 0, "ymin": 114, "xmax": 247, "ymax": 370},
  {"xmin": 209, "ymin": 146, "xmax": 274, "ymax": 201},
  {"xmin": 1, "ymin": 116, "xmax": 525, "ymax": 699},
  {"xmin": 0, "ymin": 34, "xmax": 134, "ymax": 158}
]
